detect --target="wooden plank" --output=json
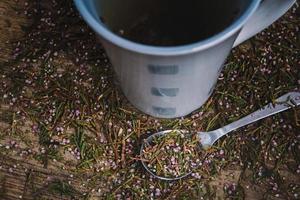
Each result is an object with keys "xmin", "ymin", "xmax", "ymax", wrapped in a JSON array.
[
  {"xmin": 0, "ymin": 0, "xmax": 30, "ymax": 62},
  {"xmin": 0, "ymin": 156, "xmax": 84, "ymax": 199}
]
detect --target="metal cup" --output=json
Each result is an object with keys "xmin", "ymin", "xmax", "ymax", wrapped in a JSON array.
[{"xmin": 74, "ymin": 0, "xmax": 295, "ymax": 118}]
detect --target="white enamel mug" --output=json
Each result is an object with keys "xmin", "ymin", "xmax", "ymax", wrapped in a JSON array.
[{"xmin": 74, "ymin": 0, "xmax": 295, "ymax": 118}]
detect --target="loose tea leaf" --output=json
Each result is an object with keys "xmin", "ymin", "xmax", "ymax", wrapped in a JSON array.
[{"xmin": 141, "ymin": 130, "xmax": 203, "ymax": 178}]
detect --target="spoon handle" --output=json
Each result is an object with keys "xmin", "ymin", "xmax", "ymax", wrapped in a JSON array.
[{"xmin": 218, "ymin": 91, "xmax": 300, "ymax": 136}]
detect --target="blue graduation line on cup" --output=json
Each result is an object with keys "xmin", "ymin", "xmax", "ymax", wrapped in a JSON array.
[
  {"xmin": 148, "ymin": 64, "xmax": 179, "ymax": 75},
  {"xmin": 152, "ymin": 106, "xmax": 176, "ymax": 116},
  {"xmin": 151, "ymin": 87, "xmax": 179, "ymax": 97},
  {"xmin": 149, "ymin": 64, "xmax": 178, "ymax": 116}
]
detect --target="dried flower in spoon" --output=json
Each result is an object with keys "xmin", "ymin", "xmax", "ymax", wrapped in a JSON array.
[{"xmin": 141, "ymin": 130, "xmax": 202, "ymax": 178}]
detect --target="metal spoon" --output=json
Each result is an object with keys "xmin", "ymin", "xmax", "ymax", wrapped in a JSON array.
[{"xmin": 140, "ymin": 91, "xmax": 300, "ymax": 181}]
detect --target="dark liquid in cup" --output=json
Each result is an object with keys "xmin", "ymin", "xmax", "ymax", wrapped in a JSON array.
[{"xmin": 98, "ymin": 0, "xmax": 243, "ymax": 46}]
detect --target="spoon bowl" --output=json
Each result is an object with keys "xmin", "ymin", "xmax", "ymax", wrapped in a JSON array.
[{"xmin": 140, "ymin": 130, "xmax": 203, "ymax": 181}]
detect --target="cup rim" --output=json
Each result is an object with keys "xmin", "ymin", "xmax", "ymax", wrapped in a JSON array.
[{"xmin": 74, "ymin": 0, "xmax": 260, "ymax": 56}]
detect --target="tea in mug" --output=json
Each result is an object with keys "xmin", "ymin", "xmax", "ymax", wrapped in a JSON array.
[{"xmin": 97, "ymin": 0, "xmax": 244, "ymax": 46}]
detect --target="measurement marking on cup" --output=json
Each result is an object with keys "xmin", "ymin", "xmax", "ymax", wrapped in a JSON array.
[
  {"xmin": 152, "ymin": 107, "xmax": 176, "ymax": 116},
  {"xmin": 151, "ymin": 87, "xmax": 179, "ymax": 97},
  {"xmin": 148, "ymin": 64, "xmax": 179, "ymax": 75}
]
